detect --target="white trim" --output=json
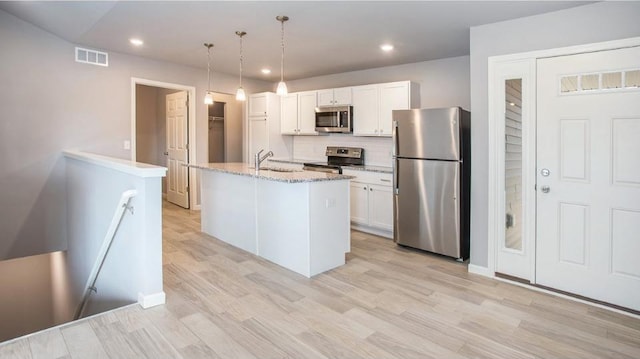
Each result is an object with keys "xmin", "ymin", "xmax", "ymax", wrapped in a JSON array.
[
  {"xmin": 488, "ymin": 59, "xmax": 536, "ymax": 281},
  {"xmin": 468, "ymin": 264, "xmax": 494, "ymax": 278},
  {"xmin": 138, "ymin": 291, "xmax": 166, "ymax": 309},
  {"xmin": 63, "ymin": 150, "xmax": 166, "ymax": 178},
  {"xmin": 351, "ymin": 224, "xmax": 393, "ymax": 239},
  {"xmin": 493, "ymin": 276, "xmax": 640, "ymax": 320},
  {"xmin": 131, "ymin": 77, "xmax": 198, "ymax": 209},
  {"xmin": 484, "ymin": 36, "xmax": 640, "ymax": 277},
  {"xmin": 0, "ymin": 303, "xmax": 139, "ymax": 345}
]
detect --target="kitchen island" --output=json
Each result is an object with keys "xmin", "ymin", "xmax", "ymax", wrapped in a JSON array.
[{"xmin": 189, "ymin": 163, "xmax": 354, "ymax": 277}]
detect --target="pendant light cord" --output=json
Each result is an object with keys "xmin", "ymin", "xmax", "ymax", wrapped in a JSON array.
[
  {"xmin": 239, "ymin": 35, "xmax": 243, "ymax": 87},
  {"xmin": 280, "ymin": 19, "xmax": 285, "ymax": 83},
  {"xmin": 205, "ymin": 43, "xmax": 213, "ymax": 91}
]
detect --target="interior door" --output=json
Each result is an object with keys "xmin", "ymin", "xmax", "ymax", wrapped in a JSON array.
[
  {"xmin": 166, "ymin": 91, "xmax": 189, "ymax": 208},
  {"xmin": 536, "ymin": 46, "xmax": 640, "ymax": 311}
]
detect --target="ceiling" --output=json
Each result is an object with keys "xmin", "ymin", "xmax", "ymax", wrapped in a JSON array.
[{"xmin": 0, "ymin": 1, "xmax": 592, "ymax": 81}]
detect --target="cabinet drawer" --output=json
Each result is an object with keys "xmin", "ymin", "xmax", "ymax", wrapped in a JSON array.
[{"xmin": 342, "ymin": 169, "xmax": 392, "ymax": 185}]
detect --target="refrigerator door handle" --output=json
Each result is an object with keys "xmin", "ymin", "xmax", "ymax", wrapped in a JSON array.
[
  {"xmin": 393, "ymin": 158, "xmax": 399, "ymax": 194},
  {"xmin": 392, "ymin": 119, "xmax": 398, "ymax": 158},
  {"xmin": 392, "ymin": 119, "xmax": 399, "ymax": 194}
]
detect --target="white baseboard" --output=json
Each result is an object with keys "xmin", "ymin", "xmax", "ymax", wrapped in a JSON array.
[
  {"xmin": 138, "ymin": 291, "xmax": 166, "ymax": 309},
  {"xmin": 468, "ymin": 264, "xmax": 494, "ymax": 278},
  {"xmin": 351, "ymin": 224, "xmax": 393, "ymax": 239}
]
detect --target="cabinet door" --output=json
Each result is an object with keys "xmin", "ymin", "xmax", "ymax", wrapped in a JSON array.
[
  {"xmin": 352, "ymin": 85, "xmax": 379, "ymax": 136},
  {"xmin": 333, "ymin": 87, "xmax": 352, "ymax": 105},
  {"xmin": 280, "ymin": 93, "xmax": 298, "ymax": 135},
  {"xmin": 249, "ymin": 118, "xmax": 268, "ymax": 162},
  {"xmin": 248, "ymin": 93, "xmax": 268, "ymax": 117},
  {"xmin": 350, "ymin": 182, "xmax": 369, "ymax": 225},
  {"xmin": 369, "ymin": 184, "xmax": 393, "ymax": 231},
  {"xmin": 317, "ymin": 89, "xmax": 334, "ymax": 106},
  {"xmin": 297, "ymin": 91, "xmax": 318, "ymax": 135},
  {"xmin": 379, "ymin": 82, "xmax": 410, "ymax": 136}
]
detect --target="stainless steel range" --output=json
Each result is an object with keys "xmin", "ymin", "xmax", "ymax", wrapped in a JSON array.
[{"xmin": 303, "ymin": 146, "xmax": 364, "ymax": 174}]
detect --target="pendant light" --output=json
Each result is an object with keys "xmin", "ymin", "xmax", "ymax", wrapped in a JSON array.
[
  {"xmin": 276, "ymin": 15, "xmax": 289, "ymax": 96},
  {"xmin": 235, "ymin": 31, "xmax": 247, "ymax": 101},
  {"xmin": 204, "ymin": 43, "xmax": 214, "ymax": 105}
]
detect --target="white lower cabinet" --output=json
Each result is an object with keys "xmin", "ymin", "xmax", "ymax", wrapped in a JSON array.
[
  {"xmin": 350, "ymin": 181, "xmax": 370, "ymax": 225},
  {"xmin": 344, "ymin": 169, "xmax": 393, "ymax": 238},
  {"xmin": 368, "ymin": 184, "xmax": 393, "ymax": 231}
]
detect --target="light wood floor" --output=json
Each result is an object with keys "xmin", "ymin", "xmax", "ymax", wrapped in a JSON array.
[{"xmin": 2, "ymin": 201, "xmax": 640, "ymax": 359}]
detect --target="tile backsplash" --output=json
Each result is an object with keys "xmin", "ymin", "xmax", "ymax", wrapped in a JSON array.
[{"xmin": 293, "ymin": 134, "xmax": 393, "ymax": 167}]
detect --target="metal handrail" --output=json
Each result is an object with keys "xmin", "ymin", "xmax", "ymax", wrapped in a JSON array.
[{"xmin": 73, "ymin": 189, "xmax": 138, "ymax": 320}]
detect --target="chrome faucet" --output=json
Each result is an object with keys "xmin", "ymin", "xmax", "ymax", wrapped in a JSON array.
[{"xmin": 254, "ymin": 149, "xmax": 274, "ymax": 170}]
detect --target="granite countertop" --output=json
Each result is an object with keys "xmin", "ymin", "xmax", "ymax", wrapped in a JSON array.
[
  {"xmin": 269, "ymin": 158, "xmax": 393, "ymax": 174},
  {"xmin": 188, "ymin": 163, "xmax": 354, "ymax": 183}
]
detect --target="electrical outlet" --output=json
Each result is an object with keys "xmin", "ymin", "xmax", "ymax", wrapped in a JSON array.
[
  {"xmin": 124, "ymin": 140, "xmax": 131, "ymax": 150},
  {"xmin": 325, "ymin": 198, "xmax": 336, "ymax": 208}
]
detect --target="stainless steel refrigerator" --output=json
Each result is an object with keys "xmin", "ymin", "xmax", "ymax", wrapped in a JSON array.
[{"xmin": 392, "ymin": 107, "xmax": 470, "ymax": 260}]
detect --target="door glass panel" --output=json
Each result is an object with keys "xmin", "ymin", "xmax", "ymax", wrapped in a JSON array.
[{"xmin": 505, "ymin": 78, "xmax": 523, "ymax": 250}]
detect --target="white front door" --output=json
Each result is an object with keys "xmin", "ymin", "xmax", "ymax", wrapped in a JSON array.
[
  {"xmin": 536, "ymin": 46, "xmax": 640, "ymax": 311},
  {"xmin": 166, "ymin": 91, "xmax": 190, "ymax": 208}
]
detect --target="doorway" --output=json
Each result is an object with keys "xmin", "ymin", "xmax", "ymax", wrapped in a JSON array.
[
  {"xmin": 487, "ymin": 37, "xmax": 640, "ymax": 313},
  {"xmin": 208, "ymin": 92, "xmax": 244, "ymax": 163},
  {"xmin": 131, "ymin": 78, "xmax": 196, "ymax": 209}
]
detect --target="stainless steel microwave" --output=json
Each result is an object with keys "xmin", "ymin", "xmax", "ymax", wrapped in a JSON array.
[{"xmin": 315, "ymin": 106, "xmax": 352, "ymax": 133}]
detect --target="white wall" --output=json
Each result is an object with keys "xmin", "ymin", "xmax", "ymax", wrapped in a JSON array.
[
  {"xmin": 469, "ymin": 2, "xmax": 640, "ymax": 267},
  {"xmin": 65, "ymin": 152, "xmax": 165, "ymax": 317},
  {"xmin": 0, "ymin": 252, "xmax": 56, "ymax": 341},
  {"xmin": 287, "ymin": 55, "xmax": 470, "ymax": 110},
  {"xmin": 0, "ymin": 8, "xmax": 272, "ymax": 260}
]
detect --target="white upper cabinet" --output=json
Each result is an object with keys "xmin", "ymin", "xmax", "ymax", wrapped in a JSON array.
[
  {"xmin": 298, "ymin": 91, "xmax": 318, "ymax": 134},
  {"xmin": 317, "ymin": 87, "xmax": 352, "ymax": 106},
  {"xmin": 248, "ymin": 93, "xmax": 268, "ymax": 117},
  {"xmin": 353, "ymin": 81, "xmax": 414, "ymax": 137},
  {"xmin": 280, "ymin": 93, "xmax": 298, "ymax": 135},
  {"xmin": 352, "ymin": 85, "xmax": 380, "ymax": 136},
  {"xmin": 280, "ymin": 91, "xmax": 318, "ymax": 135},
  {"xmin": 247, "ymin": 92, "xmax": 292, "ymax": 161},
  {"xmin": 379, "ymin": 81, "xmax": 412, "ymax": 136}
]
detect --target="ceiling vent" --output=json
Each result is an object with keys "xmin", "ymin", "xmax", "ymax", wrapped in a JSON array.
[{"xmin": 75, "ymin": 47, "xmax": 108, "ymax": 67}]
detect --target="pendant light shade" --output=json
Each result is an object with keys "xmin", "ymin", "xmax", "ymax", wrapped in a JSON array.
[
  {"xmin": 204, "ymin": 92, "xmax": 213, "ymax": 105},
  {"xmin": 276, "ymin": 15, "xmax": 289, "ymax": 96},
  {"xmin": 276, "ymin": 81, "xmax": 288, "ymax": 96},
  {"xmin": 235, "ymin": 87, "xmax": 246, "ymax": 101},
  {"xmin": 235, "ymin": 31, "xmax": 247, "ymax": 101},
  {"xmin": 204, "ymin": 43, "xmax": 214, "ymax": 105}
]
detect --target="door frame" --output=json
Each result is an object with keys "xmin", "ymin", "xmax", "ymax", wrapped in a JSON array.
[
  {"xmin": 480, "ymin": 36, "xmax": 640, "ymax": 280},
  {"xmin": 130, "ymin": 78, "xmax": 198, "ymax": 209}
]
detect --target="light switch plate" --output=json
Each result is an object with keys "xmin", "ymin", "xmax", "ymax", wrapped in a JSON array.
[{"xmin": 124, "ymin": 140, "xmax": 131, "ymax": 150}]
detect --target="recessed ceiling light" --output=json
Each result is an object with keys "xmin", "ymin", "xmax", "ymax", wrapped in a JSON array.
[
  {"xmin": 129, "ymin": 38, "xmax": 144, "ymax": 46},
  {"xmin": 261, "ymin": 68, "xmax": 271, "ymax": 75},
  {"xmin": 380, "ymin": 44, "xmax": 394, "ymax": 52}
]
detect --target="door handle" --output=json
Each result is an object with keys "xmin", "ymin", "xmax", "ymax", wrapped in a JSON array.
[
  {"xmin": 164, "ymin": 151, "xmax": 169, "ymax": 156},
  {"xmin": 541, "ymin": 185, "xmax": 550, "ymax": 193}
]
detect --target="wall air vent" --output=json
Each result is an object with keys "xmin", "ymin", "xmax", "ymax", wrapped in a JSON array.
[{"xmin": 75, "ymin": 47, "xmax": 108, "ymax": 67}]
